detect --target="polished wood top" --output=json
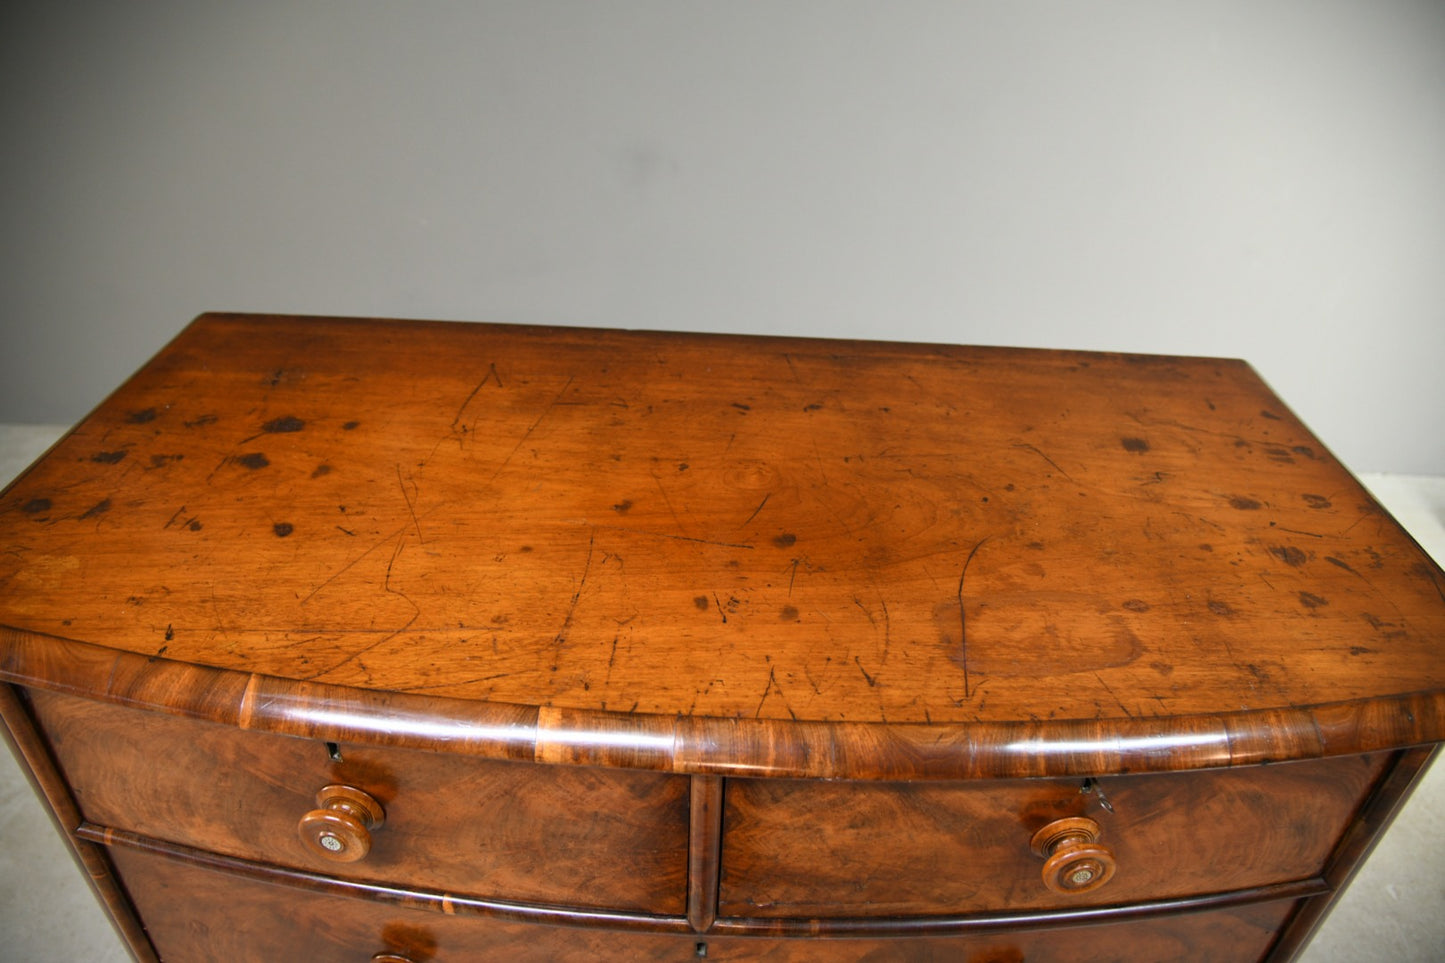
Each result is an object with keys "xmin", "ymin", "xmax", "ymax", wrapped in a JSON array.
[{"xmin": 2, "ymin": 314, "xmax": 1442, "ymax": 777}]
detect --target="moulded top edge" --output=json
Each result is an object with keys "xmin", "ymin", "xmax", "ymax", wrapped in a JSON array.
[{"xmin": 3, "ymin": 626, "xmax": 1440, "ymax": 782}]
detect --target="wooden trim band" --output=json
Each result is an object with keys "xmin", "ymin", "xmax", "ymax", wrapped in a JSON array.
[
  {"xmin": 704, "ymin": 881, "xmax": 1328, "ymax": 939},
  {"xmin": 7, "ymin": 625, "xmax": 1444, "ymax": 781},
  {"xmin": 76, "ymin": 821, "xmax": 1326, "ymax": 939},
  {"xmin": 76, "ymin": 823, "xmax": 695, "ymax": 935}
]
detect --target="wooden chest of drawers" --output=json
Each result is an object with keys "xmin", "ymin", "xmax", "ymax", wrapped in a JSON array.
[{"xmin": 2, "ymin": 314, "xmax": 1442, "ymax": 962}]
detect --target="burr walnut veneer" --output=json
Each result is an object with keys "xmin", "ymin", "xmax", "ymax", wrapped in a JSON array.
[{"xmin": 2, "ymin": 314, "xmax": 1443, "ymax": 962}]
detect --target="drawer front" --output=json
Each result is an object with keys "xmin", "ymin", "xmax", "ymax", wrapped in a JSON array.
[
  {"xmin": 721, "ymin": 753, "xmax": 1388, "ymax": 917},
  {"xmin": 111, "ymin": 844, "xmax": 1297, "ymax": 963},
  {"xmin": 28, "ymin": 688, "xmax": 689, "ymax": 914}
]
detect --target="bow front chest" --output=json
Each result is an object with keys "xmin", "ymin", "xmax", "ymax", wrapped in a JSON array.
[{"xmin": 2, "ymin": 314, "xmax": 1442, "ymax": 961}]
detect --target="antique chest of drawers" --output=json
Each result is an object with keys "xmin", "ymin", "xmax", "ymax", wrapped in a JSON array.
[{"xmin": 2, "ymin": 314, "xmax": 1442, "ymax": 962}]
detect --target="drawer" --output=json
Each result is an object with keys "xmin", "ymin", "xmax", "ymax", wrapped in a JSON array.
[
  {"xmin": 720, "ymin": 753, "xmax": 1389, "ymax": 918},
  {"xmin": 26, "ymin": 687, "xmax": 689, "ymax": 914},
  {"xmin": 110, "ymin": 843, "xmax": 1298, "ymax": 962}
]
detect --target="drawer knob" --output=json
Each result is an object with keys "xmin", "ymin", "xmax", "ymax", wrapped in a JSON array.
[
  {"xmin": 298, "ymin": 784, "xmax": 386, "ymax": 863},
  {"xmin": 371, "ymin": 956, "xmax": 416, "ymax": 963},
  {"xmin": 1029, "ymin": 816, "xmax": 1116, "ymax": 894}
]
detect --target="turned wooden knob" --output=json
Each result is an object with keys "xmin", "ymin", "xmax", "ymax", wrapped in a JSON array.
[
  {"xmin": 1029, "ymin": 816, "xmax": 1116, "ymax": 894},
  {"xmin": 298, "ymin": 784, "xmax": 386, "ymax": 862}
]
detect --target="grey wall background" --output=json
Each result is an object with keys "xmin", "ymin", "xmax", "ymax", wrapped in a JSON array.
[{"xmin": 2, "ymin": 2, "xmax": 1442, "ymax": 474}]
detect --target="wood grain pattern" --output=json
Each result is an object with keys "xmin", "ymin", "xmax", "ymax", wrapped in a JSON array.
[
  {"xmin": 719, "ymin": 752, "xmax": 1389, "ymax": 917},
  {"xmin": 29, "ymin": 686, "xmax": 690, "ymax": 914},
  {"xmin": 0, "ymin": 313, "xmax": 1439, "ymax": 736},
  {"xmin": 109, "ymin": 841, "xmax": 1300, "ymax": 962}
]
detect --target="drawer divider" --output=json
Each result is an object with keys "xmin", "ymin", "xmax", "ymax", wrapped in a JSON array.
[{"xmin": 687, "ymin": 774, "xmax": 725, "ymax": 933}]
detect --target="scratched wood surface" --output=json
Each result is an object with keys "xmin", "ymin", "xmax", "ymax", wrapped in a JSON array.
[{"xmin": 1, "ymin": 314, "xmax": 1442, "ymax": 737}]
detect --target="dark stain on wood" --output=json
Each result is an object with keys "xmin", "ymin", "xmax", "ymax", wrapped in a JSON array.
[
  {"xmin": 1262, "ymin": 447, "xmax": 1295, "ymax": 464},
  {"xmin": 80, "ymin": 499, "xmax": 112, "ymax": 520},
  {"xmin": 262, "ymin": 415, "xmax": 306, "ymax": 434},
  {"xmin": 1270, "ymin": 545, "xmax": 1307, "ymax": 567}
]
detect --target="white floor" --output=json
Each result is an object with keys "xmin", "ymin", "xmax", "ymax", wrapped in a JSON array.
[{"xmin": 1, "ymin": 424, "xmax": 1442, "ymax": 962}]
